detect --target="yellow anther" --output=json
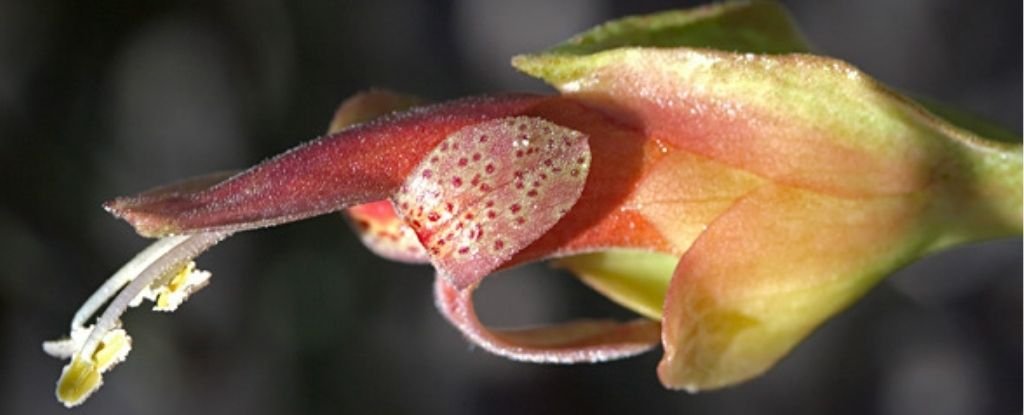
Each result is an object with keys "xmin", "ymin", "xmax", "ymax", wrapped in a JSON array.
[
  {"xmin": 55, "ymin": 328, "xmax": 132, "ymax": 407},
  {"xmin": 153, "ymin": 261, "xmax": 211, "ymax": 312}
]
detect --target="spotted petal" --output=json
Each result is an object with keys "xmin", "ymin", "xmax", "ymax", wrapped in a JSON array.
[{"xmin": 394, "ymin": 116, "xmax": 591, "ymax": 289}]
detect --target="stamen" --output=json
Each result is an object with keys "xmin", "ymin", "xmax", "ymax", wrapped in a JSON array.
[
  {"xmin": 44, "ymin": 230, "xmax": 230, "ymax": 407},
  {"xmin": 80, "ymin": 231, "xmax": 229, "ymax": 359},
  {"xmin": 70, "ymin": 235, "xmax": 193, "ymax": 331}
]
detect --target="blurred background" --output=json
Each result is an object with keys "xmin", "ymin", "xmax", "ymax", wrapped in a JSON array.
[{"xmin": 0, "ymin": 0, "xmax": 1020, "ymax": 414}]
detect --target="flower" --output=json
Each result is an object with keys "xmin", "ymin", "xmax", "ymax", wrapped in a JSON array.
[{"xmin": 45, "ymin": 1, "xmax": 1021, "ymax": 406}]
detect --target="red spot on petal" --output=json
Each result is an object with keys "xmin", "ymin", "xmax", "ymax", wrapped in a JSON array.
[{"xmin": 452, "ymin": 177, "xmax": 463, "ymax": 187}]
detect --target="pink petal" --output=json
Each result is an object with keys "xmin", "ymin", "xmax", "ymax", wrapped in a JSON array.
[
  {"xmin": 434, "ymin": 276, "xmax": 661, "ymax": 363},
  {"xmin": 393, "ymin": 116, "xmax": 591, "ymax": 289}
]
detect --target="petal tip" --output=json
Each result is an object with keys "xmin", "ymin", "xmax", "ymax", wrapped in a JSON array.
[{"xmin": 103, "ymin": 198, "xmax": 180, "ymax": 238}]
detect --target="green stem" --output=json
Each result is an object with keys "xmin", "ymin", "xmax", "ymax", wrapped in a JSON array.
[{"xmin": 932, "ymin": 133, "xmax": 1022, "ymax": 250}]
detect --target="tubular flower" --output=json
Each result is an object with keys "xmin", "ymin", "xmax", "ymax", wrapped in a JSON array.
[{"xmin": 45, "ymin": 0, "xmax": 1021, "ymax": 406}]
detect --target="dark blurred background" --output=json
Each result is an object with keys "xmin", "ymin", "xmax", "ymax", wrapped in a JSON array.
[{"xmin": 0, "ymin": 1, "xmax": 1020, "ymax": 414}]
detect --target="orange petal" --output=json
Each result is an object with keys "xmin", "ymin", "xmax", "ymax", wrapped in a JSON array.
[
  {"xmin": 515, "ymin": 49, "xmax": 943, "ymax": 197},
  {"xmin": 345, "ymin": 200, "xmax": 428, "ymax": 263},
  {"xmin": 657, "ymin": 183, "xmax": 932, "ymax": 391}
]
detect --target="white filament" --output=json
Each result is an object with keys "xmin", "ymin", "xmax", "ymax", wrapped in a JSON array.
[
  {"xmin": 70, "ymin": 235, "xmax": 192, "ymax": 330},
  {"xmin": 76, "ymin": 231, "xmax": 230, "ymax": 360}
]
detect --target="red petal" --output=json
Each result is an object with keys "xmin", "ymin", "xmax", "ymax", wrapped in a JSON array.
[
  {"xmin": 326, "ymin": 91, "xmax": 430, "ymax": 263},
  {"xmin": 105, "ymin": 94, "xmax": 550, "ymax": 237}
]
